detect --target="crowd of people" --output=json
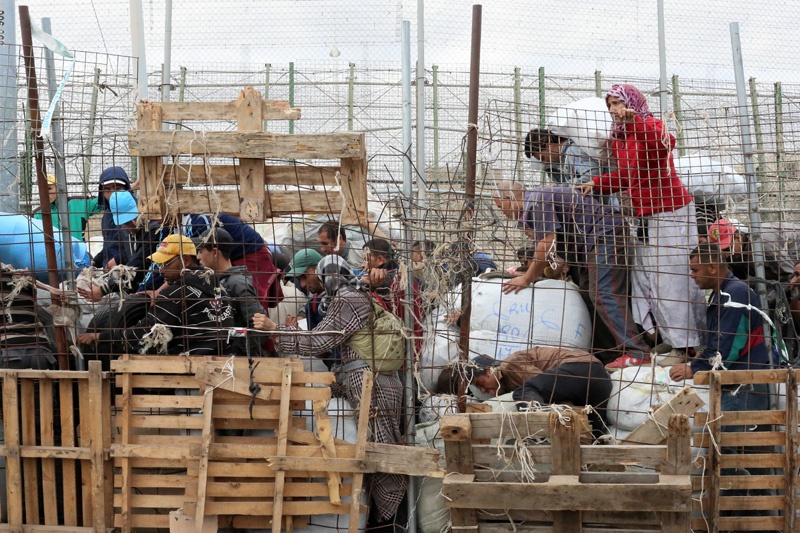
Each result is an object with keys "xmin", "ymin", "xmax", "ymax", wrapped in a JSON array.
[{"xmin": 1, "ymin": 82, "xmax": 796, "ymax": 528}]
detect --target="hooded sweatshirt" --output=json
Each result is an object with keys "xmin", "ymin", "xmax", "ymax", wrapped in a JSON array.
[
  {"xmin": 93, "ymin": 167, "xmax": 135, "ymax": 268},
  {"xmin": 100, "ymin": 266, "xmax": 235, "ymax": 355}
]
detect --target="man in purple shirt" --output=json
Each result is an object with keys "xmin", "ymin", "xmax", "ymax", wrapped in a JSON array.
[{"xmin": 495, "ymin": 181, "xmax": 650, "ymax": 366}]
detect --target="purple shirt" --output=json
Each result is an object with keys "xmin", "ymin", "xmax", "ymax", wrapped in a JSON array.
[{"xmin": 520, "ymin": 186, "xmax": 623, "ymax": 261}]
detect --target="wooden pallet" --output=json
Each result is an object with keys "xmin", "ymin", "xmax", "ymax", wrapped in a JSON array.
[
  {"xmin": 692, "ymin": 369, "xmax": 798, "ymax": 533},
  {"xmin": 109, "ymin": 354, "xmax": 374, "ymax": 533},
  {"xmin": 129, "ymin": 87, "xmax": 368, "ymax": 225},
  {"xmin": 441, "ymin": 410, "xmax": 692, "ymax": 533},
  {"xmin": 0, "ymin": 362, "xmax": 111, "ymax": 532}
]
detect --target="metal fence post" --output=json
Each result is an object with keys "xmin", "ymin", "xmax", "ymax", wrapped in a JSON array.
[
  {"xmin": 348, "ymin": 62, "xmax": 355, "ymax": 131},
  {"xmin": 671, "ymin": 74, "xmax": 686, "ymax": 156},
  {"xmin": 514, "ymin": 67, "xmax": 522, "ymax": 180},
  {"xmin": 432, "ymin": 64, "xmax": 439, "ymax": 186},
  {"xmin": 748, "ymin": 77, "xmax": 766, "ymax": 186},
  {"xmin": 775, "ymin": 81, "xmax": 785, "ymax": 219},
  {"xmin": 289, "ymin": 61, "xmax": 295, "ymax": 134},
  {"xmin": 594, "ymin": 70, "xmax": 602, "ymax": 97}
]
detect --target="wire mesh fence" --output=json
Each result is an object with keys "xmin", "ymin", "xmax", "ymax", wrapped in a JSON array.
[{"xmin": 2, "ymin": 1, "xmax": 800, "ymax": 531}]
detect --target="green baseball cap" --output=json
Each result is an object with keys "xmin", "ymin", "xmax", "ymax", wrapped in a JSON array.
[{"xmin": 287, "ymin": 249, "xmax": 323, "ymax": 277}]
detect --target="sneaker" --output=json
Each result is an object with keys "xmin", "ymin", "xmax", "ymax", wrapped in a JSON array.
[
  {"xmin": 605, "ymin": 354, "xmax": 652, "ymax": 371},
  {"xmin": 655, "ymin": 349, "xmax": 689, "ymax": 367}
]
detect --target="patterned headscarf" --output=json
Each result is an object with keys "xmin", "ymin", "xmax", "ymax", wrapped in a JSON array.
[
  {"xmin": 316, "ymin": 254, "xmax": 355, "ymax": 298},
  {"xmin": 606, "ymin": 83, "xmax": 652, "ymax": 135}
]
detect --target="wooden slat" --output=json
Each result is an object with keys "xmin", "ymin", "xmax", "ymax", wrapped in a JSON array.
[
  {"xmin": 442, "ymin": 475, "xmax": 692, "ymax": 512},
  {"xmin": 135, "ymin": 102, "xmax": 166, "ymax": 220},
  {"xmin": 129, "ymin": 131, "xmax": 367, "ymax": 159},
  {"xmin": 171, "ymin": 189, "xmax": 344, "ymax": 218},
  {"xmin": 694, "ymin": 409, "xmax": 785, "ymax": 426},
  {"xmin": 116, "ymin": 394, "xmax": 205, "ymax": 409},
  {"xmin": 786, "ymin": 369, "xmax": 799, "ymax": 531},
  {"xmin": 348, "ymin": 371, "xmax": 373, "ymax": 533},
  {"xmin": 694, "ymin": 430, "xmax": 786, "ymax": 448},
  {"xmin": 113, "ymin": 474, "xmax": 187, "ymax": 488},
  {"xmin": 0, "ymin": 526, "xmax": 97, "ymax": 532},
  {"xmin": 339, "ymin": 156, "xmax": 369, "ymax": 225},
  {"xmin": 163, "ymin": 163, "xmax": 342, "ymax": 187},
  {"xmin": 111, "ymin": 358, "xmax": 194, "ymax": 374},
  {"xmin": 692, "ymin": 474, "xmax": 785, "ymax": 491},
  {"xmin": 117, "ymin": 365, "xmax": 133, "ymax": 533},
  {"xmin": 0, "ymin": 446, "xmax": 90, "ymax": 460},
  {"xmin": 206, "ymin": 481, "xmax": 353, "ymax": 498},
  {"xmin": 693, "ymin": 369, "xmax": 789, "ymax": 385},
  {"xmin": 194, "ymin": 389, "xmax": 215, "ymax": 526},
  {"xmin": 237, "ymin": 87, "xmax": 267, "ymax": 221},
  {"xmin": 694, "ymin": 515, "xmax": 784, "ymax": 531},
  {"xmin": 0, "ymin": 369, "xmax": 92, "ymax": 380},
  {"xmin": 313, "ymin": 399, "xmax": 342, "ymax": 504},
  {"xmin": 271, "ymin": 366, "xmax": 293, "ymax": 533},
  {"xmin": 462, "ymin": 412, "xmax": 555, "ymax": 440},
  {"xmin": 718, "ymin": 495, "xmax": 785, "ymax": 511},
  {"xmin": 718, "ymin": 452, "xmax": 785, "ymax": 469},
  {"xmin": 20, "ymin": 378, "xmax": 40, "ymax": 525},
  {"xmin": 661, "ymin": 414, "xmax": 692, "ymax": 533},
  {"xmin": 157, "ymin": 99, "xmax": 301, "ymax": 121},
  {"xmin": 3, "ymin": 373, "xmax": 23, "ymax": 529},
  {"xmin": 472, "ymin": 444, "xmax": 667, "ymax": 468},
  {"xmin": 38, "ymin": 379, "xmax": 58, "ymax": 525},
  {"xmin": 58, "ymin": 378, "xmax": 78, "ymax": 526},
  {"xmin": 550, "ymin": 411, "xmax": 583, "ymax": 533},
  {"xmin": 442, "ymin": 414, "xmax": 479, "ymax": 531},
  {"xmin": 622, "ymin": 388, "xmax": 704, "ymax": 445},
  {"xmin": 706, "ymin": 371, "xmax": 722, "ymax": 532},
  {"xmin": 87, "ymin": 362, "xmax": 108, "ymax": 531}
]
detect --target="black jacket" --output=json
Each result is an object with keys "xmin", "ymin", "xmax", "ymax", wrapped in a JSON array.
[
  {"xmin": 100, "ymin": 267, "xmax": 235, "ymax": 355},
  {"xmin": 218, "ymin": 265, "xmax": 266, "ymax": 356}
]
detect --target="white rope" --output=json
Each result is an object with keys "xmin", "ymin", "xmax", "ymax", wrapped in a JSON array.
[
  {"xmin": 204, "ymin": 354, "xmax": 236, "ymax": 397},
  {"xmin": 139, "ymin": 323, "xmax": 173, "ymax": 354}
]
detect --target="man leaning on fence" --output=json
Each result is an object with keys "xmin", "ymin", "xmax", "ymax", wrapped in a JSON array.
[{"xmin": 670, "ymin": 243, "xmax": 773, "ymax": 413}]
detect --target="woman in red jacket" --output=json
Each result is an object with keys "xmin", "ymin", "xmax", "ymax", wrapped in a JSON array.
[{"xmin": 579, "ymin": 84, "xmax": 706, "ymax": 369}]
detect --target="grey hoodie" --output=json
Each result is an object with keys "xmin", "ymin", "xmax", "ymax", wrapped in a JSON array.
[{"xmin": 219, "ymin": 265, "xmax": 266, "ymax": 357}]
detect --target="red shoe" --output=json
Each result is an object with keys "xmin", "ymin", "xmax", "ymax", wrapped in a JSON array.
[{"xmin": 605, "ymin": 354, "xmax": 651, "ymax": 371}]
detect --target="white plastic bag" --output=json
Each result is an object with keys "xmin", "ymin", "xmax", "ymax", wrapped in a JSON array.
[
  {"xmin": 548, "ymin": 97, "xmax": 614, "ymax": 161},
  {"xmin": 607, "ymin": 366, "xmax": 673, "ymax": 431},
  {"xmin": 674, "ymin": 153, "xmax": 748, "ymax": 203}
]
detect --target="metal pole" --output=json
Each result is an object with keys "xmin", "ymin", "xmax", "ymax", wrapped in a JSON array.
[
  {"xmin": 401, "ymin": 19, "xmax": 418, "ymax": 533},
  {"xmin": 748, "ymin": 77, "xmax": 766, "ymax": 185},
  {"xmin": 513, "ymin": 67, "xmax": 522, "ymax": 181},
  {"xmin": 41, "ymin": 17, "xmax": 74, "ymax": 285},
  {"xmin": 402, "ymin": 23, "xmax": 412, "ymax": 199},
  {"xmin": 21, "ymin": 105, "xmax": 32, "ymax": 211},
  {"xmin": 161, "ymin": 0, "xmax": 172, "ymax": 102},
  {"xmin": 538, "ymin": 66, "xmax": 546, "ymax": 185},
  {"xmin": 775, "ymin": 82, "xmax": 785, "ymax": 220},
  {"xmin": 264, "ymin": 63, "xmax": 270, "ymax": 100},
  {"xmin": 176, "ymin": 65, "xmax": 187, "ymax": 130},
  {"xmin": 458, "ymin": 4, "xmax": 481, "ymax": 413},
  {"xmin": 730, "ymin": 22, "xmax": 769, "ymax": 327},
  {"xmin": 82, "ymin": 67, "xmax": 100, "ymax": 195},
  {"xmin": 129, "ymin": 0, "xmax": 148, "ymax": 100},
  {"xmin": 0, "ymin": 0, "xmax": 17, "ymax": 212},
  {"xmin": 19, "ymin": 5, "xmax": 68, "ymax": 369},
  {"xmin": 432, "ymin": 64, "xmax": 439, "ymax": 188},
  {"xmin": 657, "ymin": 0, "xmax": 669, "ymax": 118},
  {"xmin": 288, "ymin": 62, "xmax": 295, "ymax": 134},
  {"xmin": 594, "ymin": 70, "xmax": 602, "ymax": 98},
  {"xmin": 347, "ymin": 62, "xmax": 355, "ymax": 131},
  {"xmin": 671, "ymin": 74, "xmax": 686, "ymax": 156},
  {"xmin": 416, "ymin": 0, "xmax": 426, "ymax": 207}
]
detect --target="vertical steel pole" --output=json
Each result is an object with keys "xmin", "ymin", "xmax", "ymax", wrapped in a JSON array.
[
  {"xmin": 401, "ymin": 20, "xmax": 418, "ymax": 533},
  {"xmin": 537, "ymin": 66, "xmax": 546, "ymax": 185},
  {"xmin": 775, "ymin": 82, "xmax": 785, "ymax": 220},
  {"xmin": 748, "ymin": 77, "xmax": 766, "ymax": 185},
  {"xmin": 458, "ymin": 4, "xmax": 481, "ymax": 413},
  {"xmin": 161, "ymin": 0, "xmax": 172, "ymax": 102},
  {"xmin": 657, "ymin": 0, "xmax": 669, "ymax": 118},
  {"xmin": 347, "ymin": 62, "xmax": 355, "ymax": 131},
  {"xmin": 19, "ymin": 5, "xmax": 68, "ymax": 368},
  {"xmin": 176, "ymin": 66, "xmax": 186, "ymax": 130},
  {"xmin": 0, "ymin": 0, "xmax": 17, "ymax": 212},
  {"xmin": 432, "ymin": 64, "xmax": 439, "ymax": 187},
  {"xmin": 41, "ymin": 17, "xmax": 74, "ymax": 284},
  {"xmin": 415, "ymin": 0, "xmax": 426, "ymax": 207},
  {"xmin": 82, "ymin": 67, "xmax": 101, "ymax": 195},
  {"xmin": 730, "ymin": 22, "xmax": 769, "ymax": 325},
  {"xmin": 288, "ymin": 62, "xmax": 295, "ymax": 134},
  {"xmin": 264, "ymin": 63, "xmax": 271, "ymax": 99},
  {"xmin": 671, "ymin": 74, "xmax": 686, "ymax": 156},
  {"xmin": 129, "ymin": 0, "xmax": 148, "ymax": 100},
  {"xmin": 594, "ymin": 70, "xmax": 602, "ymax": 98},
  {"xmin": 513, "ymin": 66, "xmax": 522, "ymax": 180}
]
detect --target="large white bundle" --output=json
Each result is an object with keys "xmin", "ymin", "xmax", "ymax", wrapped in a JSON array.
[
  {"xmin": 415, "ymin": 420, "xmax": 450, "ymax": 533},
  {"xmin": 674, "ymin": 153, "xmax": 748, "ymax": 203},
  {"xmin": 469, "ymin": 328, "xmax": 531, "ymax": 361},
  {"xmin": 470, "ymin": 278, "xmax": 593, "ymax": 351},
  {"xmin": 548, "ymin": 97, "xmax": 614, "ymax": 161},
  {"xmin": 607, "ymin": 366, "xmax": 673, "ymax": 431},
  {"xmin": 418, "ymin": 312, "xmax": 460, "ymax": 394}
]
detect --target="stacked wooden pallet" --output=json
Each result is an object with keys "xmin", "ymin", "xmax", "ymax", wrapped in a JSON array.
[
  {"xmin": 441, "ymin": 410, "xmax": 692, "ymax": 533},
  {"xmin": 129, "ymin": 87, "xmax": 369, "ymax": 225},
  {"xmin": 109, "ymin": 354, "xmax": 373, "ymax": 532}
]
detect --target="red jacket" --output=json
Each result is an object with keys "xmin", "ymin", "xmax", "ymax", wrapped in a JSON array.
[{"xmin": 591, "ymin": 115, "xmax": 691, "ymax": 216}]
